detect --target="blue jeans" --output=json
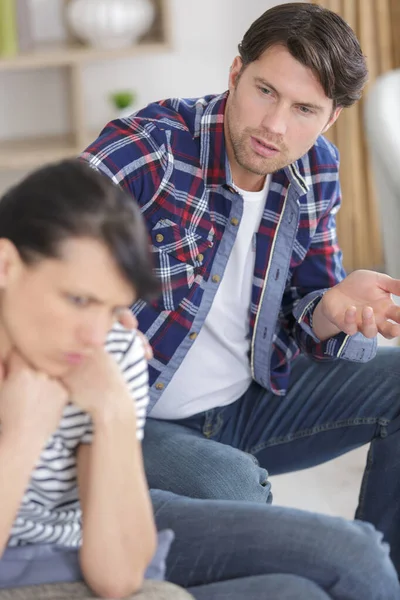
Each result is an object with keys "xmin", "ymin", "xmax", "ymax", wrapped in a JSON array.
[
  {"xmin": 151, "ymin": 489, "xmax": 399, "ymax": 599},
  {"xmin": 143, "ymin": 347, "xmax": 400, "ymax": 573},
  {"xmin": 1, "ymin": 491, "xmax": 397, "ymax": 599}
]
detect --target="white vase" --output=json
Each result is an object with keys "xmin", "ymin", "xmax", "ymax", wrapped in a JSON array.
[{"xmin": 66, "ymin": 0, "xmax": 155, "ymax": 50}]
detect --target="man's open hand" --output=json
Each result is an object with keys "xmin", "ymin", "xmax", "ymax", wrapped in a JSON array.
[{"xmin": 312, "ymin": 270, "xmax": 400, "ymax": 340}]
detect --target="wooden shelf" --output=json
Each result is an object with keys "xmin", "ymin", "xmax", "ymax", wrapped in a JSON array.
[
  {"xmin": 0, "ymin": 132, "xmax": 100, "ymax": 170},
  {"xmin": 0, "ymin": 39, "xmax": 171, "ymax": 72},
  {"xmin": 0, "ymin": 0, "xmax": 171, "ymax": 171}
]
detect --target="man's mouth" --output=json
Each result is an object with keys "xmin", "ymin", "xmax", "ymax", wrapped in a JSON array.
[{"xmin": 250, "ymin": 136, "xmax": 280, "ymax": 158}]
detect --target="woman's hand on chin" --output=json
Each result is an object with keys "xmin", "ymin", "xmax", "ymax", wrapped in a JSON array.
[
  {"xmin": 60, "ymin": 349, "xmax": 135, "ymax": 424},
  {"xmin": 0, "ymin": 351, "xmax": 68, "ymax": 445}
]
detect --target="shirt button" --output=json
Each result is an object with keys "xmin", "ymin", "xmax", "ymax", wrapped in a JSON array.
[
  {"xmin": 212, "ymin": 274, "xmax": 221, "ymax": 283},
  {"xmin": 230, "ymin": 217, "xmax": 239, "ymax": 226},
  {"xmin": 196, "ymin": 253, "xmax": 204, "ymax": 263},
  {"xmin": 155, "ymin": 233, "xmax": 164, "ymax": 243},
  {"xmin": 155, "ymin": 382, "xmax": 165, "ymax": 391},
  {"xmin": 189, "ymin": 332, "xmax": 197, "ymax": 341}
]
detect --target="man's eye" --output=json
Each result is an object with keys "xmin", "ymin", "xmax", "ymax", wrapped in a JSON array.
[
  {"xmin": 258, "ymin": 86, "xmax": 272, "ymax": 95},
  {"xmin": 298, "ymin": 106, "xmax": 313, "ymax": 115}
]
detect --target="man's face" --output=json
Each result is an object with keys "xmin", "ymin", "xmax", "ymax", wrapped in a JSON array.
[
  {"xmin": 0, "ymin": 237, "xmax": 135, "ymax": 377},
  {"xmin": 225, "ymin": 44, "xmax": 342, "ymax": 191}
]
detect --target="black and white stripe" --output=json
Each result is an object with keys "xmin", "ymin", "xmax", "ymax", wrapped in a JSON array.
[{"xmin": 8, "ymin": 326, "xmax": 149, "ymax": 548}]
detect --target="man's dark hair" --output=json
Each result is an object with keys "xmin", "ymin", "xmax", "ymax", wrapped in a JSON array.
[
  {"xmin": 0, "ymin": 159, "xmax": 159, "ymax": 301},
  {"xmin": 238, "ymin": 2, "xmax": 368, "ymax": 108}
]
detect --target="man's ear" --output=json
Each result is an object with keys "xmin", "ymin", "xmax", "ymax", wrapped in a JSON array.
[
  {"xmin": 322, "ymin": 106, "xmax": 343, "ymax": 134},
  {"xmin": 0, "ymin": 239, "xmax": 20, "ymax": 288},
  {"xmin": 229, "ymin": 56, "xmax": 244, "ymax": 91}
]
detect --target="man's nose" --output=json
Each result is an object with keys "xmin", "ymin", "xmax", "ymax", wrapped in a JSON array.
[{"xmin": 261, "ymin": 103, "xmax": 288, "ymax": 137}]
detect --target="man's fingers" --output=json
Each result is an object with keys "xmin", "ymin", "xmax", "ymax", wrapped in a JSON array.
[
  {"xmin": 385, "ymin": 304, "xmax": 400, "ymax": 325},
  {"xmin": 377, "ymin": 273, "xmax": 400, "ymax": 297},
  {"xmin": 359, "ymin": 306, "xmax": 378, "ymax": 339},
  {"xmin": 342, "ymin": 306, "xmax": 379, "ymax": 338},
  {"xmin": 341, "ymin": 306, "xmax": 358, "ymax": 335},
  {"xmin": 116, "ymin": 310, "xmax": 153, "ymax": 359},
  {"xmin": 118, "ymin": 309, "xmax": 138, "ymax": 330},
  {"xmin": 379, "ymin": 321, "xmax": 400, "ymax": 340}
]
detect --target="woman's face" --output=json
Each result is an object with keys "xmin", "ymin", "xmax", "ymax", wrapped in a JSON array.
[{"xmin": 0, "ymin": 237, "xmax": 136, "ymax": 377}]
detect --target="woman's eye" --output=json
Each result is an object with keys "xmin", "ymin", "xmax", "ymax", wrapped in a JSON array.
[{"xmin": 68, "ymin": 295, "xmax": 90, "ymax": 307}]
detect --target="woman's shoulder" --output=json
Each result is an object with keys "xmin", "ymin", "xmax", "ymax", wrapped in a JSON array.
[
  {"xmin": 106, "ymin": 324, "xmax": 149, "ymax": 439},
  {"xmin": 105, "ymin": 324, "xmax": 147, "ymax": 368}
]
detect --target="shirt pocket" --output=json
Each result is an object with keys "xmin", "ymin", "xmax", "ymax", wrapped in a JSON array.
[{"xmin": 150, "ymin": 219, "xmax": 214, "ymax": 311}]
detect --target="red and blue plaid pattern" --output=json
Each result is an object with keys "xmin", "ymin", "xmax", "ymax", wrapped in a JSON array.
[{"xmin": 82, "ymin": 93, "xmax": 375, "ymax": 400}]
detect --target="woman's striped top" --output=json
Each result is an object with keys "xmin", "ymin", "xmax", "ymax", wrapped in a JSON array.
[{"xmin": 7, "ymin": 325, "xmax": 148, "ymax": 548}]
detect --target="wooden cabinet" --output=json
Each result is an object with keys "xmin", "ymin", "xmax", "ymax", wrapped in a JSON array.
[{"xmin": 0, "ymin": 0, "xmax": 172, "ymax": 170}]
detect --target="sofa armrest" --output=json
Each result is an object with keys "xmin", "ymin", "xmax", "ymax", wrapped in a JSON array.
[
  {"xmin": 0, "ymin": 580, "xmax": 194, "ymax": 600},
  {"xmin": 134, "ymin": 581, "xmax": 194, "ymax": 600}
]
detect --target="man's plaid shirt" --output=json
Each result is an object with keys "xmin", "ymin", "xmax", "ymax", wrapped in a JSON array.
[{"xmin": 82, "ymin": 92, "xmax": 376, "ymax": 411}]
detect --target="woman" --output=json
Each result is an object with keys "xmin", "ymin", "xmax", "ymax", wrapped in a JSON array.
[
  {"xmin": 0, "ymin": 160, "xmax": 186, "ymax": 600},
  {"xmin": 0, "ymin": 160, "xmax": 398, "ymax": 600}
]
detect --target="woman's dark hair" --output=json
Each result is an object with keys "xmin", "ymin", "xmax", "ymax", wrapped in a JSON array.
[
  {"xmin": 0, "ymin": 159, "xmax": 159, "ymax": 301},
  {"xmin": 238, "ymin": 2, "xmax": 368, "ymax": 108}
]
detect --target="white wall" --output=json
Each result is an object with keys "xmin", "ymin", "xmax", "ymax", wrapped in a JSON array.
[{"xmin": 0, "ymin": 0, "xmax": 288, "ymax": 192}]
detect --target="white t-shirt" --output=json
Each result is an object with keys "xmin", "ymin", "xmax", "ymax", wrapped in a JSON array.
[
  {"xmin": 151, "ymin": 176, "xmax": 270, "ymax": 420},
  {"xmin": 7, "ymin": 325, "xmax": 149, "ymax": 548}
]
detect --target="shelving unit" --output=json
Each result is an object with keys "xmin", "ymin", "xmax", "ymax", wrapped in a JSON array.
[{"xmin": 0, "ymin": 0, "xmax": 172, "ymax": 170}]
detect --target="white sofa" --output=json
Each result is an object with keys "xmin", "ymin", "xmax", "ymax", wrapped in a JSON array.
[{"xmin": 364, "ymin": 69, "xmax": 400, "ymax": 278}]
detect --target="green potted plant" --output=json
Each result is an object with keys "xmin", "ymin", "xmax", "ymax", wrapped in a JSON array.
[{"xmin": 109, "ymin": 90, "xmax": 137, "ymax": 119}]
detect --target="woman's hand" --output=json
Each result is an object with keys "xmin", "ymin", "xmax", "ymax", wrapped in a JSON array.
[
  {"xmin": 61, "ymin": 349, "xmax": 135, "ymax": 423},
  {"xmin": 0, "ymin": 351, "xmax": 68, "ymax": 444}
]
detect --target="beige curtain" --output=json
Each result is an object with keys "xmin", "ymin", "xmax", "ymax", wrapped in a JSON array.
[{"xmin": 312, "ymin": 0, "xmax": 400, "ymax": 271}]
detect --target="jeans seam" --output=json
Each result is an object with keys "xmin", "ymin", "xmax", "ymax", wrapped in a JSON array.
[
  {"xmin": 356, "ymin": 442, "xmax": 373, "ymax": 521},
  {"xmin": 356, "ymin": 420, "xmax": 389, "ymax": 521},
  {"xmin": 247, "ymin": 417, "xmax": 389, "ymax": 455}
]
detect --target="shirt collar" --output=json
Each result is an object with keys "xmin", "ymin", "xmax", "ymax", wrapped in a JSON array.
[{"xmin": 199, "ymin": 91, "xmax": 230, "ymax": 189}]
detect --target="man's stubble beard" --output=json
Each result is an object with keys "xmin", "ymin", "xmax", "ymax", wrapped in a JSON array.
[
  {"xmin": 225, "ymin": 101, "xmax": 293, "ymax": 176},
  {"xmin": 228, "ymin": 119, "xmax": 294, "ymax": 176},
  {"xmin": 231, "ymin": 131, "xmax": 291, "ymax": 175}
]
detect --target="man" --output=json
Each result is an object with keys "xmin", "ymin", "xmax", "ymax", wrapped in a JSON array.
[{"xmin": 82, "ymin": 2, "xmax": 400, "ymax": 574}]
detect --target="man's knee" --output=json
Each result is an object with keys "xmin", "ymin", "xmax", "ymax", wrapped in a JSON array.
[
  {"xmin": 193, "ymin": 446, "xmax": 272, "ymax": 502},
  {"xmin": 143, "ymin": 419, "xmax": 271, "ymax": 503}
]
